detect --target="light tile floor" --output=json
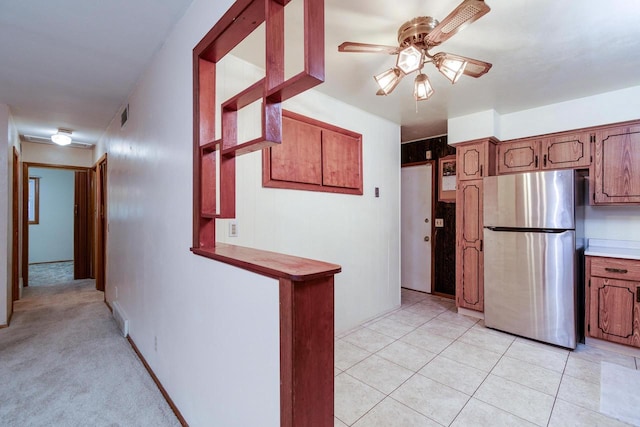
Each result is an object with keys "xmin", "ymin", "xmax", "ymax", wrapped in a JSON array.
[{"xmin": 335, "ymin": 289, "xmax": 639, "ymax": 427}]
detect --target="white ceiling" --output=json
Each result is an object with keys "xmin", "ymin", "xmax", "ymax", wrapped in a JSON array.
[{"xmin": 2, "ymin": 0, "xmax": 640, "ymax": 146}]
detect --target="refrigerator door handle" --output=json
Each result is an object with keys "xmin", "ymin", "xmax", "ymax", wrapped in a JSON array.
[{"xmin": 485, "ymin": 226, "xmax": 568, "ymax": 234}]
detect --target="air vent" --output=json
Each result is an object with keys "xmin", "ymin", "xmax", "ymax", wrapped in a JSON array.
[{"xmin": 121, "ymin": 104, "xmax": 129, "ymax": 128}]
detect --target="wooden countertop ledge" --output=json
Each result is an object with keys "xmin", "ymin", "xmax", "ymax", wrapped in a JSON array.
[{"xmin": 191, "ymin": 243, "xmax": 342, "ymax": 281}]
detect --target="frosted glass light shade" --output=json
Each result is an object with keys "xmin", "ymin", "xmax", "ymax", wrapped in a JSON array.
[
  {"xmin": 374, "ymin": 67, "xmax": 403, "ymax": 95},
  {"xmin": 437, "ymin": 56, "xmax": 467, "ymax": 84},
  {"xmin": 51, "ymin": 132, "xmax": 72, "ymax": 146},
  {"xmin": 396, "ymin": 45, "xmax": 424, "ymax": 74},
  {"xmin": 414, "ymin": 73, "xmax": 434, "ymax": 101}
]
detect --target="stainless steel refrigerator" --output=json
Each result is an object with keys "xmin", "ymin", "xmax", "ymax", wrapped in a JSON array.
[{"xmin": 483, "ymin": 170, "xmax": 585, "ymax": 349}]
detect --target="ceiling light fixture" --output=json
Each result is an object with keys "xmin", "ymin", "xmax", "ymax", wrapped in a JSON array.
[
  {"xmin": 339, "ymin": 0, "xmax": 493, "ymax": 103},
  {"xmin": 51, "ymin": 129, "xmax": 72, "ymax": 146}
]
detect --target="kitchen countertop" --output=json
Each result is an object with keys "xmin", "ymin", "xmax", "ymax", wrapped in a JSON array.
[{"xmin": 585, "ymin": 239, "xmax": 640, "ymax": 260}]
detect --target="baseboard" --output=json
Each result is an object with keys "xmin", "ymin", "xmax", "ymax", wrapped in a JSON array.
[
  {"xmin": 585, "ymin": 337, "xmax": 640, "ymax": 358},
  {"xmin": 0, "ymin": 323, "xmax": 7, "ymax": 329},
  {"xmin": 127, "ymin": 336, "xmax": 188, "ymax": 427},
  {"xmin": 457, "ymin": 307, "xmax": 485, "ymax": 320}
]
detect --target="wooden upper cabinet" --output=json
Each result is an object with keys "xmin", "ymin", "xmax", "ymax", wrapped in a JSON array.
[
  {"xmin": 542, "ymin": 132, "xmax": 592, "ymax": 170},
  {"xmin": 271, "ymin": 116, "xmax": 322, "ymax": 185},
  {"xmin": 263, "ymin": 111, "xmax": 363, "ymax": 195},
  {"xmin": 322, "ymin": 129, "xmax": 362, "ymax": 189},
  {"xmin": 457, "ymin": 138, "xmax": 497, "ymax": 181},
  {"xmin": 497, "ymin": 139, "xmax": 540, "ymax": 174},
  {"xmin": 593, "ymin": 122, "xmax": 640, "ymax": 204},
  {"xmin": 498, "ymin": 132, "xmax": 592, "ymax": 175}
]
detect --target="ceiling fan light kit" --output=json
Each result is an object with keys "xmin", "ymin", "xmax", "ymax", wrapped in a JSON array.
[{"xmin": 338, "ymin": 0, "xmax": 492, "ymax": 102}]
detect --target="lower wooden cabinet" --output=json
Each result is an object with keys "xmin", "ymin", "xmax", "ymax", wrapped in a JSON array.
[
  {"xmin": 456, "ymin": 179, "xmax": 484, "ymax": 311},
  {"xmin": 586, "ymin": 256, "xmax": 640, "ymax": 348}
]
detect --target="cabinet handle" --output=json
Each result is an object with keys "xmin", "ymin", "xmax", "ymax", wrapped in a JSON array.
[
  {"xmin": 535, "ymin": 155, "xmax": 538, "ymax": 168},
  {"xmin": 637, "ymin": 287, "xmax": 640, "ymax": 303},
  {"xmin": 480, "ymin": 164, "xmax": 483, "ymax": 177},
  {"xmin": 480, "ymin": 240, "xmax": 483, "ymax": 252},
  {"xmin": 605, "ymin": 267, "xmax": 628, "ymax": 274},
  {"xmin": 543, "ymin": 154, "xmax": 547, "ymax": 167}
]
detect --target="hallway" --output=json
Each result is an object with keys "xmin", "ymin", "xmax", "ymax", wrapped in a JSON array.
[{"xmin": 0, "ymin": 277, "xmax": 180, "ymax": 426}]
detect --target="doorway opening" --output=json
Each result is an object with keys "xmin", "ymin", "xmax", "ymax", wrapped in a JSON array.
[
  {"xmin": 21, "ymin": 159, "xmax": 107, "ymax": 295},
  {"xmin": 401, "ymin": 161, "xmax": 435, "ymax": 293}
]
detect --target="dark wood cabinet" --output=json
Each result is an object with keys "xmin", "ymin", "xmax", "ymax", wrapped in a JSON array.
[
  {"xmin": 542, "ymin": 132, "xmax": 591, "ymax": 170},
  {"xmin": 456, "ymin": 179, "xmax": 484, "ymax": 311},
  {"xmin": 497, "ymin": 132, "xmax": 591, "ymax": 175},
  {"xmin": 455, "ymin": 138, "xmax": 495, "ymax": 312},
  {"xmin": 457, "ymin": 138, "xmax": 497, "ymax": 181},
  {"xmin": 497, "ymin": 138, "xmax": 540, "ymax": 174},
  {"xmin": 592, "ymin": 122, "xmax": 640, "ymax": 204},
  {"xmin": 586, "ymin": 256, "xmax": 640, "ymax": 348},
  {"xmin": 263, "ymin": 111, "xmax": 363, "ymax": 195}
]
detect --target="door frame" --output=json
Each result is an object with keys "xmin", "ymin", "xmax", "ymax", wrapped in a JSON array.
[
  {"xmin": 401, "ymin": 160, "xmax": 436, "ymax": 293},
  {"xmin": 21, "ymin": 162, "xmax": 92, "ymax": 289},
  {"xmin": 12, "ymin": 148, "xmax": 20, "ymax": 303},
  {"xmin": 93, "ymin": 154, "xmax": 107, "ymax": 293}
]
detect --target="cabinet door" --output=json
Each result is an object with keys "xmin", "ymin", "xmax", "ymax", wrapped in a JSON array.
[
  {"xmin": 593, "ymin": 124, "xmax": 640, "ymax": 204},
  {"xmin": 321, "ymin": 129, "xmax": 362, "ymax": 190},
  {"xmin": 270, "ymin": 116, "xmax": 322, "ymax": 184},
  {"xmin": 497, "ymin": 139, "xmax": 540, "ymax": 174},
  {"xmin": 589, "ymin": 276, "xmax": 640, "ymax": 347},
  {"xmin": 542, "ymin": 133, "xmax": 592, "ymax": 170},
  {"xmin": 456, "ymin": 180, "xmax": 484, "ymax": 311},
  {"xmin": 458, "ymin": 144, "xmax": 486, "ymax": 181}
]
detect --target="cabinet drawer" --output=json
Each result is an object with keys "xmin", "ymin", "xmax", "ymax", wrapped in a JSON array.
[{"xmin": 590, "ymin": 257, "xmax": 640, "ymax": 281}]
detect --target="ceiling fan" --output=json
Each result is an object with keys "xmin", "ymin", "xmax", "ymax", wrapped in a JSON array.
[{"xmin": 338, "ymin": 0, "xmax": 492, "ymax": 101}]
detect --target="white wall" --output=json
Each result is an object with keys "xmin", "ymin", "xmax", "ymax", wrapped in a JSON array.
[
  {"xmin": 92, "ymin": 0, "xmax": 401, "ymax": 424},
  {"xmin": 213, "ymin": 57, "xmax": 401, "ymax": 333},
  {"xmin": 448, "ymin": 86, "xmax": 640, "ymax": 241},
  {"xmin": 28, "ymin": 168, "xmax": 74, "ymax": 264},
  {"xmin": 22, "ymin": 141, "xmax": 94, "ymax": 168}
]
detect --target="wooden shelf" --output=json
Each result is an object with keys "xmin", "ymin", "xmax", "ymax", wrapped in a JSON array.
[{"xmin": 191, "ymin": 243, "xmax": 341, "ymax": 281}]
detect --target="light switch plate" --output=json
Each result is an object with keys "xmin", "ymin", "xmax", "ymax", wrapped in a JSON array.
[{"xmin": 229, "ymin": 221, "xmax": 238, "ymax": 237}]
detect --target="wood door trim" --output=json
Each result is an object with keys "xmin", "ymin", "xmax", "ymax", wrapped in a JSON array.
[
  {"xmin": 22, "ymin": 162, "xmax": 92, "ymax": 290},
  {"xmin": 12, "ymin": 148, "xmax": 19, "ymax": 302}
]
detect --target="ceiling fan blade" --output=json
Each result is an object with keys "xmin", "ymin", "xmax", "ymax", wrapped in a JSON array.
[
  {"xmin": 338, "ymin": 42, "xmax": 399, "ymax": 55},
  {"xmin": 459, "ymin": 56, "xmax": 492, "ymax": 77},
  {"xmin": 426, "ymin": 0, "xmax": 490, "ymax": 46}
]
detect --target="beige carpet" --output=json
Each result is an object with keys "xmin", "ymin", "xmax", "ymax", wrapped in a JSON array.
[{"xmin": 0, "ymin": 279, "xmax": 181, "ymax": 427}]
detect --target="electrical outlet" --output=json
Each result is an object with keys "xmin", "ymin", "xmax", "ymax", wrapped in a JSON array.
[
  {"xmin": 435, "ymin": 218, "xmax": 444, "ymax": 227},
  {"xmin": 229, "ymin": 220, "xmax": 238, "ymax": 237}
]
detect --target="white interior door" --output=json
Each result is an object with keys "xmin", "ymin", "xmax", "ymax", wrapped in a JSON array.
[{"xmin": 401, "ymin": 163, "xmax": 433, "ymax": 293}]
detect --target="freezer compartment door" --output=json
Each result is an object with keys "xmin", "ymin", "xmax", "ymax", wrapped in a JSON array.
[
  {"xmin": 484, "ymin": 229, "xmax": 577, "ymax": 349},
  {"xmin": 484, "ymin": 170, "xmax": 575, "ymax": 229}
]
